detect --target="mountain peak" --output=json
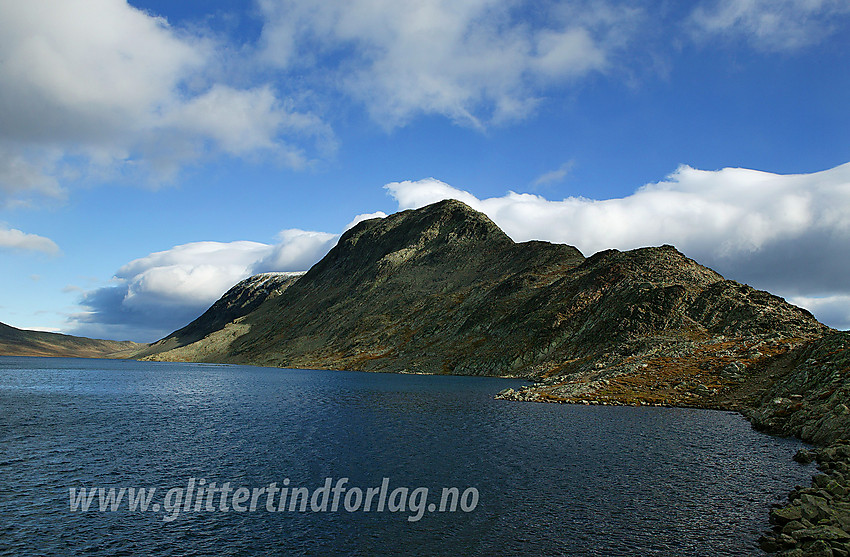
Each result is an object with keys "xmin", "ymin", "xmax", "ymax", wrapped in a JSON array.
[
  {"xmin": 348, "ymin": 199, "xmax": 508, "ymax": 245},
  {"xmin": 311, "ymin": 199, "xmax": 512, "ymax": 278}
]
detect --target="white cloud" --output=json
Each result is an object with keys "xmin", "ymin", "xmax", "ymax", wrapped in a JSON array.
[
  {"xmin": 0, "ymin": 0, "xmax": 329, "ymax": 202},
  {"xmin": 116, "ymin": 241, "xmax": 274, "ymax": 309},
  {"xmin": 0, "ymin": 0, "xmax": 203, "ymax": 141},
  {"xmin": 257, "ymin": 0, "xmax": 636, "ymax": 127},
  {"xmin": 70, "ymin": 229, "xmax": 342, "ymax": 341},
  {"xmin": 386, "ymin": 179, "xmax": 482, "ymax": 210},
  {"xmin": 690, "ymin": 0, "xmax": 850, "ymax": 51},
  {"xmin": 0, "ymin": 148, "xmax": 64, "ymax": 208},
  {"xmin": 0, "ymin": 226, "xmax": 60, "ymax": 255},
  {"xmin": 251, "ymin": 229, "xmax": 339, "ymax": 274},
  {"xmin": 385, "ymin": 162, "xmax": 850, "ymax": 329},
  {"xmin": 344, "ymin": 211, "xmax": 388, "ymax": 231},
  {"xmin": 26, "ymin": 326, "xmax": 62, "ymax": 333},
  {"xmin": 387, "ymin": 163, "xmax": 850, "ymax": 258},
  {"xmin": 166, "ymin": 84, "xmax": 334, "ymax": 168}
]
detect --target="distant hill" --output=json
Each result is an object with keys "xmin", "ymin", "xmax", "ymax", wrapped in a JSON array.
[{"xmin": 0, "ymin": 321, "xmax": 142, "ymax": 359}]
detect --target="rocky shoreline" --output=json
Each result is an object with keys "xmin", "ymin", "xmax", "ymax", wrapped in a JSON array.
[
  {"xmin": 497, "ymin": 331, "xmax": 850, "ymax": 556},
  {"xmin": 751, "ymin": 332, "xmax": 850, "ymax": 556},
  {"xmin": 759, "ymin": 443, "xmax": 850, "ymax": 556}
]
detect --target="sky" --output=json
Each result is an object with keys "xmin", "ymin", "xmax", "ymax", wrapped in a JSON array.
[{"xmin": 0, "ymin": 0, "xmax": 848, "ymax": 342}]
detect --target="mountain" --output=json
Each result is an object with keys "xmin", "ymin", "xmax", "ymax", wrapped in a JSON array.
[
  {"xmin": 142, "ymin": 199, "xmax": 580, "ymax": 368},
  {"xmin": 140, "ymin": 199, "xmax": 829, "ymax": 397},
  {"xmin": 0, "ymin": 321, "xmax": 141, "ymax": 358}
]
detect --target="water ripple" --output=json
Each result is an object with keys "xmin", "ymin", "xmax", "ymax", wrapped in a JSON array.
[{"xmin": 0, "ymin": 356, "xmax": 814, "ymax": 556}]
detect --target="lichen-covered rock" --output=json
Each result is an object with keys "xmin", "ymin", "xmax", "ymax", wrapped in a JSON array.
[
  {"xmin": 772, "ymin": 505, "xmax": 804, "ymax": 525},
  {"xmin": 748, "ymin": 333, "xmax": 850, "ymax": 445}
]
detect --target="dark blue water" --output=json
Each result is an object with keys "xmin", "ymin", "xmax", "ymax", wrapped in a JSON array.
[{"xmin": 0, "ymin": 357, "xmax": 814, "ymax": 556}]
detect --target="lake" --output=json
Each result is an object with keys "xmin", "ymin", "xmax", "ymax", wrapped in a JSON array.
[{"xmin": 0, "ymin": 356, "xmax": 814, "ymax": 555}]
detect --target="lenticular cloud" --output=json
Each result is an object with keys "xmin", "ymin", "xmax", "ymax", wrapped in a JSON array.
[
  {"xmin": 387, "ymin": 163, "xmax": 850, "ymax": 260},
  {"xmin": 386, "ymin": 162, "xmax": 850, "ymax": 329}
]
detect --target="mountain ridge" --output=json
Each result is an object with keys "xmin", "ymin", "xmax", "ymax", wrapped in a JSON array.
[{"xmin": 139, "ymin": 200, "xmax": 830, "ymax": 402}]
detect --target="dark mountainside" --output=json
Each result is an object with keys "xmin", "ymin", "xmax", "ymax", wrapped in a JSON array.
[
  {"xmin": 142, "ymin": 199, "xmax": 827, "ymax": 396},
  {"xmin": 143, "ymin": 199, "xmax": 587, "ymax": 372},
  {"xmin": 0, "ymin": 321, "xmax": 141, "ymax": 358},
  {"xmin": 137, "ymin": 199, "xmax": 850, "ymax": 555}
]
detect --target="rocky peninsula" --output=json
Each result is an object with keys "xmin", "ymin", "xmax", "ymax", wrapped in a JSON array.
[{"xmin": 499, "ymin": 329, "xmax": 850, "ymax": 556}]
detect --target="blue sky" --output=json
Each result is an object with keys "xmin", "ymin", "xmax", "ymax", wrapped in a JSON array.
[{"xmin": 0, "ymin": 0, "xmax": 848, "ymax": 342}]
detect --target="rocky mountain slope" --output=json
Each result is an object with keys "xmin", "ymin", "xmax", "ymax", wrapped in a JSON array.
[
  {"xmin": 141, "ymin": 200, "xmax": 583, "ymax": 368},
  {"xmin": 0, "ymin": 321, "xmax": 141, "ymax": 358},
  {"xmin": 747, "ymin": 331, "xmax": 850, "ymax": 446},
  {"xmin": 133, "ymin": 272, "xmax": 302, "ymax": 360},
  {"xmin": 140, "ymin": 199, "xmax": 828, "ymax": 390}
]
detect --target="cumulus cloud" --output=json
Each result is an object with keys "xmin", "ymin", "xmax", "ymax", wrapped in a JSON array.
[
  {"xmin": 0, "ymin": 149, "xmax": 65, "ymax": 208},
  {"xmin": 250, "ymin": 230, "xmax": 339, "ymax": 274},
  {"xmin": 70, "ymin": 241, "xmax": 272, "ymax": 340},
  {"xmin": 0, "ymin": 0, "xmax": 329, "ymax": 204},
  {"xmin": 344, "ymin": 211, "xmax": 389, "ymax": 231},
  {"xmin": 0, "ymin": 226, "xmax": 60, "ymax": 254},
  {"xmin": 385, "ymin": 162, "xmax": 850, "ymax": 329},
  {"xmin": 690, "ymin": 0, "xmax": 850, "ymax": 51},
  {"xmin": 116, "ymin": 241, "xmax": 274, "ymax": 307},
  {"xmin": 257, "ymin": 0, "xmax": 637, "ymax": 127},
  {"xmin": 69, "ymin": 227, "xmax": 347, "ymax": 341},
  {"xmin": 164, "ymin": 84, "xmax": 334, "ymax": 169},
  {"xmin": 3, "ymin": 0, "xmax": 845, "ymax": 210},
  {"xmin": 68, "ymin": 210, "xmax": 399, "ymax": 341}
]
